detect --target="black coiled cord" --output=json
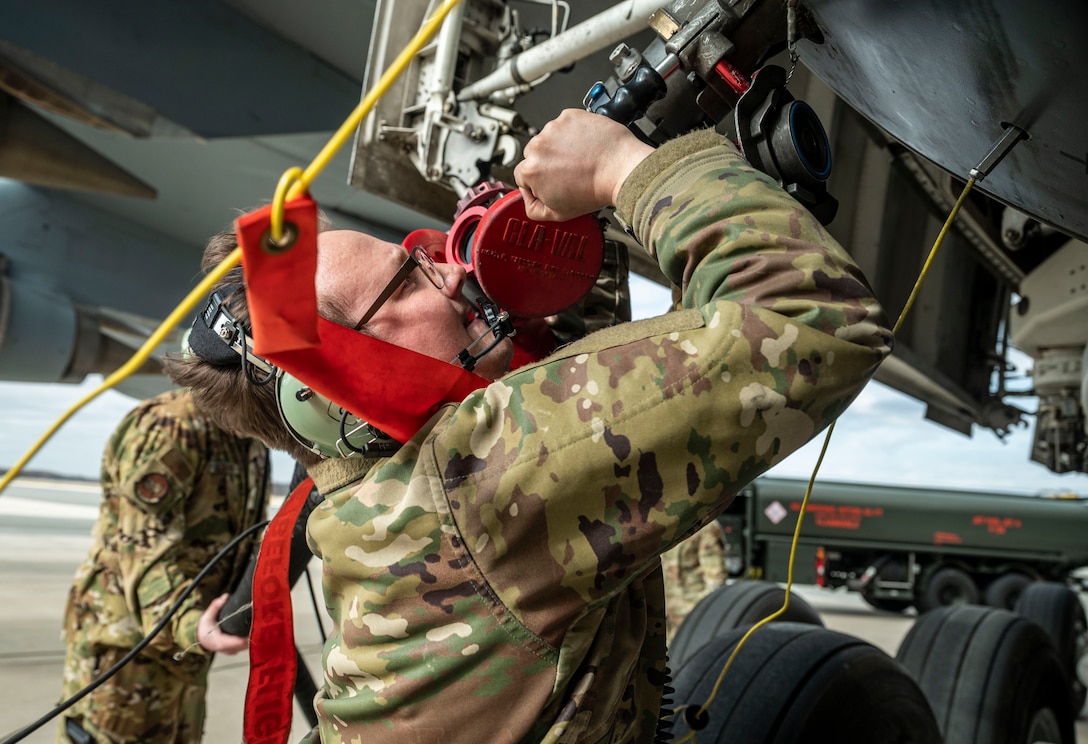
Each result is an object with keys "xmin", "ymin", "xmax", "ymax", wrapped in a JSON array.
[
  {"xmin": 652, "ymin": 657, "xmax": 676, "ymax": 744},
  {"xmin": 0, "ymin": 520, "xmax": 269, "ymax": 744}
]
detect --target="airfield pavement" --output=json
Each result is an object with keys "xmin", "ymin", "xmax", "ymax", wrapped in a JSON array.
[{"xmin": 2, "ymin": 476, "xmax": 1086, "ymax": 743}]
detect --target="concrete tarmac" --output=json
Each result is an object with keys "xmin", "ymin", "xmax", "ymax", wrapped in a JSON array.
[
  {"xmin": 0, "ymin": 478, "xmax": 320, "ymax": 744},
  {"xmin": 2, "ymin": 477, "xmax": 1085, "ymax": 743}
]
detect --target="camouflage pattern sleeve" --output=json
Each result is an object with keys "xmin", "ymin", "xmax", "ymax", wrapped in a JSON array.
[
  {"xmin": 617, "ymin": 128, "xmax": 890, "ymax": 351},
  {"xmin": 106, "ymin": 392, "xmax": 264, "ymax": 654},
  {"xmin": 305, "ymin": 128, "xmax": 893, "ymax": 743},
  {"xmin": 117, "ymin": 397, "xmax": 212, "ymax": 653},
  {"xmin": 61, "ymin": 390, "xmax": 270, "ymax": 741},
  {"xmin": 449, "ymin": 126, "xmax": 893, "ymax": 607}
]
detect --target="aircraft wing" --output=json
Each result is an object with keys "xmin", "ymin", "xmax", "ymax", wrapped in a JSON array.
[{"xmin": 0, "ymin": 0, "xmax": 432, "ymax": 392}]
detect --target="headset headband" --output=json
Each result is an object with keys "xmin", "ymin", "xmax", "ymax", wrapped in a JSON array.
[{"xmin": 189, "ymin": 290, "xmax": 276, "ymax": 376}]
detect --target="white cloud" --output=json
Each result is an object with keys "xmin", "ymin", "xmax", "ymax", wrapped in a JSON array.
[
  {"xmin": 0, "ymin": 377, "xmax": 137, "ymax": 480},
  {"xmin": 772, "ymin": 381, "xmax": 1088, "ymax": 496},
  {"xmin": 630, "ymin": 273, "xmax": 672, "ymax": 320}
]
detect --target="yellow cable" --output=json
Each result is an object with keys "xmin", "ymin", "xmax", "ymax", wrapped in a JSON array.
[
  {"xmin": 892, "ymin": 177, "xmax": 976, "ymax": 335},
  {"xmin": 0, "ymin": 0, "xmax": 468, "ymax": 492},
  {"xmin": 273, "ymin": 0, "xmax": 466, "ymax": 224},
  {"xmin": 0, "ymin": 248, "xmax": 242, "ymax": 495},
  {"xmin": 270, "ymin": 167, "xmax": 305, "ymax": 245},
  {"xmin": 675, "ymin": 177, "xmax": 978, "ymax": 741},
  {"xmin": 683, "ymin": 422, "xmax": 835, "ymax": 728}
]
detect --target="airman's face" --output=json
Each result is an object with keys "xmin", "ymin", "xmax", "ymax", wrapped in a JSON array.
[{"xmin": 315, "ymin": 230, "xmax": 514, "ymax": 382}]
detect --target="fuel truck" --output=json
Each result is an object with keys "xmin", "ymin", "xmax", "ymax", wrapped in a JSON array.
[{"xmin": 721, "ymin": 477, "xmax": 1088, "ymax": 613}]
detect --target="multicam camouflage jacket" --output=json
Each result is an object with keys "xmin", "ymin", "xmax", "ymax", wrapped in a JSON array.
[
  {"xmin": 304, "ymin": 129, "xmax": 893, "ymax": 744},
  {"xmin": 62, "ymin": 389, "xmax": 270, "ymax": 701}
]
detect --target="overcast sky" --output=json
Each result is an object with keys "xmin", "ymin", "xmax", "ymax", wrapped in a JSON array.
[{"xmin": 1, "ymin": 275, "xmax": 1086, "ymax": 496}]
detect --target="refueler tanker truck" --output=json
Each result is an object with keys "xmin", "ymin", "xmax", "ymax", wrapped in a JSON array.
[{"xmin": 721, "ymin": 477, "xmax": 1088, "ymax": 613}]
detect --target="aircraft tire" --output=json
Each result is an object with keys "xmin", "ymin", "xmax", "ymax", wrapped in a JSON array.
[
  {"xmin": 983, "ymin": 571, "xmax": 1033, "ymax": 610},
  {"xmin": 916, "ymin": 566, "xmax": 978, "ymax": 613},
  {"xmin": 896, "ymin": 605, "xmax": 1074, "ymax": 744},
  {"xmin": 1015, "ymin": 581, "xmax": 1088, "ymax": 715},
  {"xmin": 668, "ymin": 622, "xmax": 942, "ymax": 743},
  {"xmin": 668, "ymin": 580, "xmax": 822, "ymax": 670}
]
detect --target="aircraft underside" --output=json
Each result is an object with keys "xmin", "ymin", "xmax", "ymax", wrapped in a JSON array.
[{"xmin": 0, "ymin": 0, "xmax": 1083, "ymax": 473}]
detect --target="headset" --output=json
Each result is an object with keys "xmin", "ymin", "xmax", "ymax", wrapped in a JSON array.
[
  {"xmin": 189, "ymin": 289, "xmax": 398, "ymax": 459},
  {"xmin": 189, "ymin": 189, "xmax": 609, "ymax": 459},
  {"xmin": 276, "ymin": 373, "xmax": 399, "ymax": 458}
]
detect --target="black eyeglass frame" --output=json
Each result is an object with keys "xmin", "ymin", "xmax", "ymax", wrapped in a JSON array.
[{"xmin": 353, "ymin": 246, "xmax": 444, "ymax": 331}]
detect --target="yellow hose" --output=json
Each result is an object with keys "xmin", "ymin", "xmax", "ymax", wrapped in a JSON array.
[{"xmin": 0, "ymin": 0, "xmax": 467, "ymax": 494}]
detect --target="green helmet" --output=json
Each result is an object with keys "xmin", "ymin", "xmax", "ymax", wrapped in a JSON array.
[{"xmin": 276, "ymin": 373, "xmax": 395, "ymax": 458}]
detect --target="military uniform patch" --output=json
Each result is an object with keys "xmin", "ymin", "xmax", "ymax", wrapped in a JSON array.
[{"xmin": 135, "ymin": 473, "xmax": 170, "ymax": 503}]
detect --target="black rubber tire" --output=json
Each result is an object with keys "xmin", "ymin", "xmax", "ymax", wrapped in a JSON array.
[
  {"xmin": 983, "ymin": 571, "xmax": 1033, "ymax": 610},
  {"xmin": 862, "ymin": 595, "xmax": 914, "ymax": 613},
  {"xmin": 916, "ymin": 566, "xmax": 978, "ymax": 613},
  {"xmin": 668, "ymin": 622, "xmax": 942, "ymax": 743},
  {"xmin": 669, "ymin": 581, "xmax": 823, "ymax": 671},
  {"xmin": 896, "ymin": 604, "xmax": 1074, "ymax": 743},
  {"xmin": 1015, "ymin": 581, "xmax": 1088, "ymax": 715}
]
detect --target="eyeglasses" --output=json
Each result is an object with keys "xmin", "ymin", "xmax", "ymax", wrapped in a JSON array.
[{"xmin": 353, "ymin": 246, "xmax": 445, "ymax": 330}]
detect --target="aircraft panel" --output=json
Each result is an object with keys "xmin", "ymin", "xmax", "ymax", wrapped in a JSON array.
[
  {"xmin": 0, "ymin": 0, "xmax": 362, "ymax": 138},
  {"xmin": 800, "ymin": 0, "xmax": 1088, "ymax": 244}
]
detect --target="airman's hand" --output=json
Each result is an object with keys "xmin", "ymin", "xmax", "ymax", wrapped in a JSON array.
[
  {"xmin": 197, "ymin": 593, "xmax": 249, "ymax": 655},
  {"xmin": 514, "ymin": 109, "xmax": 654, "ymax": 222}
]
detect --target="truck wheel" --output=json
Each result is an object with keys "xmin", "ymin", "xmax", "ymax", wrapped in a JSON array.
[
  {"xmin": 896, "ymin": 605, "xmax": 1074, "ymax": 743},
  {"xmin": 860, "ymin": 556, "xmax": 914, "ymax": 613},
  {"xmin": 1015, "ymin": 581, "xmax": 1088, "ymax": 715},
  {"xmin": 983, "ymin": 571, "xmax": 1033, "ymax": 610},
  {"xmin": 916, "ymin": 566, "xmax": 978, "ymax": 613},
  {"xmin": 862, "ymin": 595, "xmax": 914, "ymax": 613},
  {"xmin": 669, "ymin": 581, "xmax": 823, "ymax": 670},
  {"xmin": 668, "ymin": 622, "xmax": 942, "ymax": 743}
]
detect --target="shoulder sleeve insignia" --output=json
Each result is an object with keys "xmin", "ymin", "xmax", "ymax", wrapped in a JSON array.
[{"xmin": 134, "ymin": 472, "xmax": 171, "ymax": 503}]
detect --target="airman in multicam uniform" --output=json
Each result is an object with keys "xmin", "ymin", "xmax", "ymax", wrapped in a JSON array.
[
  {"xmin": 59, "ymin": 388, "xmax": 270, "ymax": 743},
  {"xmin": 168, "ymin": 109, "xmax": 892, "ymax": 743},
  {"xmin": 661, "ymin": 520, "xmax": 728, "ymax": 642}
]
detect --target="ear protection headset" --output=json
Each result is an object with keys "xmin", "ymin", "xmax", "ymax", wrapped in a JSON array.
[
  {"xmin": 188, "ymin": 289, "xmax": 396, "ymax": 459},
  {"xmin": 276, "ymin": 373, "xmax": 398, "ymax": 458},
  {"xmin": 189, "ymin": 193, "xmax": 608, "ymax": 459}
]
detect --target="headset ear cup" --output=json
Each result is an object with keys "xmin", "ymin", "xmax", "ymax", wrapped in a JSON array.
[{"xmin": 276, "ymin": 373, "xmax": 388, "ymax": 458}]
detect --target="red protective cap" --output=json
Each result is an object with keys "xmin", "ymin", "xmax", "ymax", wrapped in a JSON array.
[
  {"xmin": 469, "ymin": 190, "xmax": 604, "ymax": 318},
  {"xmin": 403, "ymin": 228, "xmax": 450, "ymax": 260}
]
